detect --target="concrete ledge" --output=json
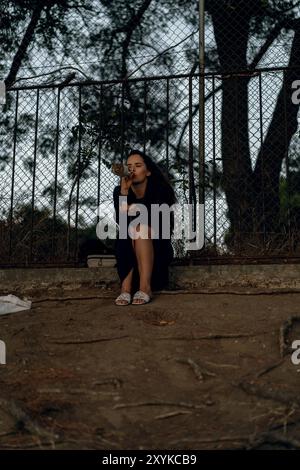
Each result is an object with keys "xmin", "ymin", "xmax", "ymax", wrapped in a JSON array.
[
  {"xmin": 169, "ymin": 264, "xmax": 300, "ymax": 289},
  {"xmin": 0, "ymin": 267, "xmax": 118, "ymax": 294},
  {"xmin": 1, "ymin": 263, "xmax": 300, "ymax": 294}
]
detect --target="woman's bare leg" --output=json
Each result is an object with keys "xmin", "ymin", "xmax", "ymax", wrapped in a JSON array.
[
  {"xmin": 115, "ymin": 267, "xmax": 134, "ymax": 305},
  {"xmin": 116, "ymin": 226, "xmax": 154, "ymax": 305},
  {"xmin": 121, "ymin": 267, "xmax": 133, "ymax": 293},
  {"xmin": 132, "ymin": 225, "xmax": 154, "ymax": 303}
]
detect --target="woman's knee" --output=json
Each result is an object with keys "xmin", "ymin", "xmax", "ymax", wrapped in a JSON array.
[{"xmin": 130, "ymin": 224, "xmax": 154, "ymax": 240}]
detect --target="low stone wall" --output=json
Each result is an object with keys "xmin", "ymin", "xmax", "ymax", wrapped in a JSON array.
[
  {"xmin": 170, "ymin": 264, "xmax": 300, "ymax": 290},
  {"xmin": 0, "ymin": 263, "xmax": 300, "ymax": 295}
]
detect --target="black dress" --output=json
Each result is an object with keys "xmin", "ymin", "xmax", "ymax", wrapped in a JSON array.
[{"xmin": 113, "ymin": 183, "xmax": 174, "ymax": 292}]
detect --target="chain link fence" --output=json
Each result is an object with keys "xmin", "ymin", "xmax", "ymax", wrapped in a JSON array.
[
  {"xmin": 1, "ymin": 1, "xmax": 300, "ymax": 266},
  {"xmin": 1, "ymin": 64, "xmax": 300, "ymax": 266}
]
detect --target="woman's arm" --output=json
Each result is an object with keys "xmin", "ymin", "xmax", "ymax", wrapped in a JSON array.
[{"xmin": 113, "ymin": 185, "xmax": 131, "ymax": 226}]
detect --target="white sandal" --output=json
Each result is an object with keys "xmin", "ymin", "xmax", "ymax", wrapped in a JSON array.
[
  {"xmin": 132, "ymin": 290, "xmax": 152, "ymax": 305},
  {"xmin": 115, "ymin": 292, "xmax": 132, "ymax": 306}
]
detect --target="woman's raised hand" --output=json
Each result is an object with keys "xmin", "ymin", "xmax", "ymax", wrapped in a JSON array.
[{"xmin": 120, "ymin": 173, "xmax": 133, "ymax": 195}]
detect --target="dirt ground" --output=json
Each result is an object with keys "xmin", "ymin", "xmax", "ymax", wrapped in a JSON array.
[{"xmin": 1, "ymin": 287, "xmax": 300, "ymax": 450}]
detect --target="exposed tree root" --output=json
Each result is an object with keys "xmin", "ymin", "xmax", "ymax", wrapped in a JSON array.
[{"xmin": 279, "ymin": 315, "xmax": 300, "ymax": 357}]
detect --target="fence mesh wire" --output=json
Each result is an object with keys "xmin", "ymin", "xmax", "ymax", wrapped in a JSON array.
[
  {"xmin": 1, "ymin": 1, "xmax": 300, "ymax": 265},
  {"xmin": 1, "ymin": 1, "xmax": 299, "ymax": 85},
  {"xmin": 1, "ymin": 66, "xmax": 300, "ymax": 265}
]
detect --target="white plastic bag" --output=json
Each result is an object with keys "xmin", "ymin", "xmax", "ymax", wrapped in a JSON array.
[{"xmin": 0, "ymin": 294, "xmax": 31, "ymax": 315}]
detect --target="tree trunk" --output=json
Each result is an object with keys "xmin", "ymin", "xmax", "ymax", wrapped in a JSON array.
[
  {"xmin": 253, "ymin": 20, "xmax": 300, "ymax": 236},
  {"xmin": 210, "ymin": 2, "xmax": 254, "ymax": 242},
  {"xmin": 210, "ymin": 1, "xmax": 300, "ymax": 250}
]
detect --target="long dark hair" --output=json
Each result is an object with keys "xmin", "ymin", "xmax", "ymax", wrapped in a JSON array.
[{"xmin": 127, "ymin": 149, "xmax": 177, "ymax": 206}]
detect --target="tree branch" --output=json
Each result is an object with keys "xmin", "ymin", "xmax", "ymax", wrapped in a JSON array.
[
  {"xmin": 174, "ymin": 18, "xmax": 291, "ymax": 158},
  {"xmin": 126, "ymin": 29, "xmax": 198, "ymax": 79},
  {"xmin": 120, "ymin": 0, "xmax": 153, "ymax": 78},
  {"xmin": 5, "ymin": 3, "xmax": 46, "ymax": 89}
]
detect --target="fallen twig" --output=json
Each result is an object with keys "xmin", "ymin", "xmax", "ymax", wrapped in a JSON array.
[
  {"xmin": 92, "ymin": 378, "xmax": 123, "ymax": 389},
  {"xmin": 0, "ymin": 440, "xmax": 62, "ymax": 450},
  {"xmin": 201, "ymin": 360, "xmax": 240, "ymax": 369},
  {"xmin": 113, "ymin": 400, "xmax": 207, "ymax": 410},
  {"xmin": 48, "ymin": 335, "xmax": 129, "ymax": 345},
  {"xmin": 154, "ymin": 410, "xmax": 192, "ymax": 420},
  {"xmin": 157, "ymin": 332, "xmax": 266, "ymax": 341},
  {"xmin": 37, "ymin": 388, "xmax": 119, "ymax": 397},
  {"xmin": 171, "ymin": 431, "xmax": 300, "ymax": 450},
  {"xmin": 269, "ymin": 414, "xmax": 300, "ymax": 434},
  {"xmin": 175, "ymin": 358, "xmax": 216, "ymax": 381},
  {"xmin": 169, "ymin": 436, "xmax": 249, "ymax": 446},
  {"xmin": 255, "ymin": 359, "xmax": 285, "ymax": 378}
]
